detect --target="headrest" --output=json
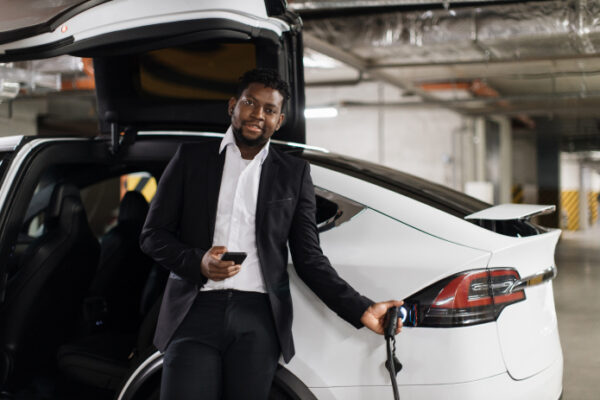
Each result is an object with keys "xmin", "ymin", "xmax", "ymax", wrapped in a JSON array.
[
  {"xmin": 118, "ymin": 191, "xmax": 149, "ymax": 224},
  {"xmin": 48, "ymin": 184, "xmax": 81, "ymax": 219}
]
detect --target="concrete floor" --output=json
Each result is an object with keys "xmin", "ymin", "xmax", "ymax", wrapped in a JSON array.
[{"xmin": 554, "ymin": 225, "xmax": 600, "ymax": 400}]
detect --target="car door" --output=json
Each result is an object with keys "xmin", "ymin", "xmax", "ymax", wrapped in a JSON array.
[{"xmin": 0, "ymin": 0, "xmax": 305, "ymax": 144}]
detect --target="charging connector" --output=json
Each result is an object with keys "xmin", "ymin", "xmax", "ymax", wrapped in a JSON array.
[{"xmin": 384, "ymin": 306, "xmax": 402, "ymax": 400}]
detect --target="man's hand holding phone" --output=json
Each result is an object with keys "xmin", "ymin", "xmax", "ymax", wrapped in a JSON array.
[{"xmin": 200, "ymin": 246, "xmax": 247, "ymax": 281}]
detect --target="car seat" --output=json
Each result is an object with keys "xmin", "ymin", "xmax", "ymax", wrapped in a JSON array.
[
  {"xmin": 0, "ymin": 183, "xmax": 100, "ymax": 388},
  {"xmin": 56, "ymin": 190, "xmax": 167, "ymax": 391},
  {"xmin": 83, "ymin": 191, "xmax": 153, "ymax": 334},
  {"xmin": 57, "ymin": 276, "xmax": 164, "ymax": 391}
]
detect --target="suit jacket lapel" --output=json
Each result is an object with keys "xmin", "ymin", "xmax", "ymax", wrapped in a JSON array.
[{"xmin": 206, "ymin": 145, "xmax": 226, "ymax": 243}]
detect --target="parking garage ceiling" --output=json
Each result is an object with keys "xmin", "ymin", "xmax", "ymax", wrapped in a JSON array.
[
  {"xmin": 293, "ymin": 1, "xmax": 600, "ymax": 113},
  {"xmin": 2, "ymin": 0, "xmax": 600, "ymax": 150}
]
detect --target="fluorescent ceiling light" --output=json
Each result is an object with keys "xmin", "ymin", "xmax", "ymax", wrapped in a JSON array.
[
  {"xmin": 303, "ymin": 49, "xmax": 340, "ymax": 69},
  {"xmin": 304, "ymin": 107, "xmax": 338, "ymax": 119}
]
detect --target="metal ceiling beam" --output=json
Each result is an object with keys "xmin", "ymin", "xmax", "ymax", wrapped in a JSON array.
[
  {"xmin": 303, "ymin": 32, "xmax": 467, "ymax": 111},
  {"xmin": 369, "ymin": 53, "xmax": 600, "ymax": 70},
  {"xmin": 312, "ymin": 90, "xmax": 600, "ymax": 118}
]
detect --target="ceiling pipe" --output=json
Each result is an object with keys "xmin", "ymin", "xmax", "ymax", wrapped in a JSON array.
[
  {"xmin": 301, "ymin": 0, "xmax": 600, "ymax": 66},
  {"xmin": 61, "ymin": 57, "xmax": 95, "ymax": 91},
  {"xmin": 304, "ymin": 32, "xmax": 470, "ymax": 114}
]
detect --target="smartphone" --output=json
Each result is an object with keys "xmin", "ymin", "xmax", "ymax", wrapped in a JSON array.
[{"xmin": 221, "ymin": 251, "xmax": 247, "ymax": 265}]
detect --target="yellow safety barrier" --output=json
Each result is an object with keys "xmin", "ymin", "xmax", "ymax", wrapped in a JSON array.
[
  {"xmin": 512, "ymin": 184, "xmax": 523, "ymax": 204},
  {"xmin": 589, "ymin": 191, "xmax": 599, "ymax": 225},
  {"xmin": 121, "ymin": 174, "xmax": 157, "ymax": 203},
  {"xmin": 560, "ymin": 190, "xmax": 580, "ymax": 231}
]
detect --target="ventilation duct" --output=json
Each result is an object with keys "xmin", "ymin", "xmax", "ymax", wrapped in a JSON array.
[{"xmin": 299, "ymin": 0, "xmax": 600, "ymax": 66}]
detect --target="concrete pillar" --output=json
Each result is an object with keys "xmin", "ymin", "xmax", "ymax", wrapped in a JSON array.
[
  {"xmin": 494, "ymin": 116, "xmax": 512, "ymax": 204},
  {"xmin": 460, "ymin": 118, "xmax": 476, "ymax": 185},
  {"xmin": 591, "ymin": 171, "xmax": 600, "ymax": 226},
  {"xmin": 474, "ymin": 117, "xmax": 486, "ymax": 182},
  {"xmin": 560, "ymin": 153, "xmax": 580, "ymax": 231},
  {"xmin": 377, "ymin": 83, "xmax": 385, "ymax": 164},
  {"xmin": 536, "ymin": 119, "xmax": 561, "ymax": 228},
  {"xmin": 463, "ymin": 117, "xmax": 495, "ymax": 203},
  {"xmin": 580, "ymin": 165, "xmax": 591, "ymax": 230}
]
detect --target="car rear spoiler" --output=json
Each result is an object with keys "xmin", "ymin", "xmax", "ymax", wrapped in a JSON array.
[{"xmin": 464, "ymin": 204, "xmax": 556, "ymax": 221}]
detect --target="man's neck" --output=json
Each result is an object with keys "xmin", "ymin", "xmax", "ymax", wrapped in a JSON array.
[{"xmin": 235, "ymin": 140, "xmax": 266, "ymax": 160}]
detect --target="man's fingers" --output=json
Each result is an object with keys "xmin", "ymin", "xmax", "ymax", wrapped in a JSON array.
[
  {"xmin": 209, "ymin": 259, "xmax": 235, "ymax": 268},
  {"xmin": 225, "ymin": 265, "xmax": 241, "ymax": 274},
  {"xmin": 210, "ymin": 246, "xmax": 228, "ymax": 256},
  {"xmin": 382, "ymin": 299, "xmax": 404, "ymax": 308},
  {"xmin": 209, "ymin": 264, "xmax": 241, "ymax": 279}
]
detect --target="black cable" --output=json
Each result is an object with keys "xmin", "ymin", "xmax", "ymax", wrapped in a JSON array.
[
  {"xmin": 384, "ymin": 306, "xmax": 401, "ymax": 400},
  {"xmin": 386, "ymin": 336, "xmax": 400, "ymax": 400}
]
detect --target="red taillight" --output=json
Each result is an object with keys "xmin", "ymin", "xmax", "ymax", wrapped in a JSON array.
[{"xmin": 402, "ymin": 268, "xmax": 525, "ymax": 328}]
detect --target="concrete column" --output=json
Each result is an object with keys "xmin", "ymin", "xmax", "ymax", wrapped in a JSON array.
[
  {"xmin": 580, "ymin": 165, "xmax": 591, "ymax": 230},
  {"xmin": 474, "ymin": 117, "xmax": 486, "ymax": 182},
  {"xmin": 536, "ymin": 119, "xmax": 560, "ymax": 228},
  {"xmin": 460, "ymin": 118, "xmax": 476, "ymax": 185},
  {"xmin": 591, "ymin": 171, "xmax": 600, "ymax": 226},
  {"xmin": 493, "ymin": 116, "xmax": 512, "ymax": 204},
  {"xmin": 560, "ymin": 153, "xmax": 584, "ymax": 231},
  {"xmin": 377, "ymin": 83, "xmax": 385, "ymax": 164}
]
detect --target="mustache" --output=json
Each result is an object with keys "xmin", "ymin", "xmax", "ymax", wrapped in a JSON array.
[{"xmin": 232, "ymin": 125, "xmax": 269, "ymax": 148}]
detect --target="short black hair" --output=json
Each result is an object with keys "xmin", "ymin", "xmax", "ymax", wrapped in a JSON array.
[{"xmin": 235, "ymin": 68, "xmax": 290, "ymax": 102}]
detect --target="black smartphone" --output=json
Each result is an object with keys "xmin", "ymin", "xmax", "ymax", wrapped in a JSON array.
[{"xmin": 221, "ymin": 251, "xmax": 247, "ymax": 265}]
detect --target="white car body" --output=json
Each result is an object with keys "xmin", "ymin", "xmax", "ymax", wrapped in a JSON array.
[{"xmin": 288, "ymin": 163, "xmax": 563, "ymax": 399}]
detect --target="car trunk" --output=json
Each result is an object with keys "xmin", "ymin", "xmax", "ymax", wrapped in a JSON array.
[{"xmin": 487, "ymin": 229, "xmax": 563, "ymax": 380}]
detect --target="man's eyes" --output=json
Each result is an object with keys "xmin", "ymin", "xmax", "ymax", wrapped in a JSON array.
[{"xmin": 241, "ymin": 99, "xmax": 277, "ymax": 115}]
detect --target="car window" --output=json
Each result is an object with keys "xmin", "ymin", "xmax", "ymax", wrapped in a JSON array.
[
  {"xmin": 121, "ymin": 171, "xmax": 156, "ymax": 203},
  {"xmin": 81, "ymin": 172, "xmax": 157, "ymax": 237},
  {"xmin": 303, "ymin": 151, "xmax": 489, "ymax": 218},
  {"xmin": 0, "ymin": 152, "xmax": 13, "ymax": 183},
  {"xmin": 138, "ymin": 42, "xmax": 256, "ymax": 101}
]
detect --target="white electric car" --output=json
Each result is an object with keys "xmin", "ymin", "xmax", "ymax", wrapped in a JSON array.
[{"xmin": 0, "ymin": 1, "xmax": 562, "ymax": 399}]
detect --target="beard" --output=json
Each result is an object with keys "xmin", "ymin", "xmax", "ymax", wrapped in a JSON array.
[{"xmin": 232, "ymin": 124, "xmax": 269, "ymax": 148}]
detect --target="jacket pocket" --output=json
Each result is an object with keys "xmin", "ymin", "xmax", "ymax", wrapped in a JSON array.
[{"xmin": 266, "ymin": 197, "xmax": 294, "ymax": 207}]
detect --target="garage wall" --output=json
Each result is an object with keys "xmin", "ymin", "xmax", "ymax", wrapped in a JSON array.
[
  {"xmin": 305, "ymin": 82, "xmax": 464, "ymax": 190},
  {"xmin": 0, "ymin": 99, "xmax": 46, "ymax": 136}
]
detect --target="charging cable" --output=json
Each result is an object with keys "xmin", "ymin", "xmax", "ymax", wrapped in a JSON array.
[{"xmin": 384, "ymin": 306, "xmax": 402, "ymax": 400}]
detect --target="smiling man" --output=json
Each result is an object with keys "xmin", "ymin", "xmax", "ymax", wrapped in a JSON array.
[{"xmin": 140, "ymin": 69, "xmax": 402, "ymax": 400}]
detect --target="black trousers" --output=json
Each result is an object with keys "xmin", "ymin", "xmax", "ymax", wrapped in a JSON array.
[{"xmin": 160, "ymin": 289, "xmax": 281, "ymax": 400}]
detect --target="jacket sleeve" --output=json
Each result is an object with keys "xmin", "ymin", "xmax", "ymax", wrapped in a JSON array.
[
  {"xmin": 139, "ymin": 145, "xmax": 207, "ymax": 285},
  {"xmin": 288, "ymin": 162, "xmax": 373, "ymax": 328}
]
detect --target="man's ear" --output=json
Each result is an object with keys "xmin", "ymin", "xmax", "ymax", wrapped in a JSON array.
[
  {"xmin": 276, "ymin": 113, "xmax": 285, "ymax": 131},
  {"xmin": 228, "ymin": 97, "xmax": 237, "ymax": 115}
]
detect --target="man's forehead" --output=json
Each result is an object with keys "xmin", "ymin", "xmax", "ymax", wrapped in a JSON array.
[{"xmin": 242, "ymin": 83, "xmax": 284, "ymax": 105}]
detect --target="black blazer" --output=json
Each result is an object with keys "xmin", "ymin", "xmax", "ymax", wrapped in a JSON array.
[{"xmin": 140, "ymin": 140, "xmax": 373, "ymax": 362}]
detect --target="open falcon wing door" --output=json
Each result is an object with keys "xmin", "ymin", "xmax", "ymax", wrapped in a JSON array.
[{"xmin": 0, "ymin": 0, "xmax": 305, "ymax": 144}]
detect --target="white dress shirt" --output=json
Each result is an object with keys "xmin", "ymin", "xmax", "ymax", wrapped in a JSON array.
[{"xmin": 201, "ymin": 126, "xmax": 269, "ymax": 293}]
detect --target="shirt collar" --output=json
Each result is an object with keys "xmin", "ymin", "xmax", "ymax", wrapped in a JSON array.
[{"xmin": 219, "ymin": 126, "xmax": 270, "ymax": 165}]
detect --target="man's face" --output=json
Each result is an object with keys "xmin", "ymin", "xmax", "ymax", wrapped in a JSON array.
[{"xmin": 228, "ymin": 82, "xmax": 285, "ymax": 148}]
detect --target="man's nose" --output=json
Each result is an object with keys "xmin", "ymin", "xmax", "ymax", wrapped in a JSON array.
[{"xmin": 251, "ymin": 106, "xmax": 265, "ymax": 119}]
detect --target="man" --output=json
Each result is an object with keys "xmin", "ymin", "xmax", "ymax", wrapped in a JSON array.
[{"xmin": 140, "ymin": 69, "xmax": 402, "ymax": 400}]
